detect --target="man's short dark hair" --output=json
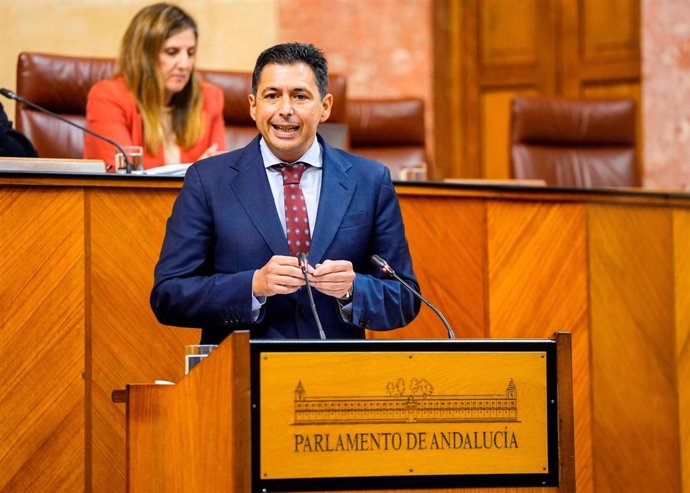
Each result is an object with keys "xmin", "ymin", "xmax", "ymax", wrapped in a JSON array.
[{"xmin": 252, "ymin": 42, "xmax": 329, "ymax": 99}]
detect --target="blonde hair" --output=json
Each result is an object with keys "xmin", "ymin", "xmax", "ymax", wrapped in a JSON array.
[{"xmin": 117, "ymin": 3, "xmax": 203, "ymax": 154}]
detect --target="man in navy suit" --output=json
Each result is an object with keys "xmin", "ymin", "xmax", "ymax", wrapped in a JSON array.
[{"xmin": 151, "ymin": 43, "xmax": 420, "ymax": 343}]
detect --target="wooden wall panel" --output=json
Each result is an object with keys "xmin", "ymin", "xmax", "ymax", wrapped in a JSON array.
[
  {"xmin": 561, "ymin": 0, "xmax": 640, "ymax": 95},
  {"xmin": 478, "ymin": 0, "xmax": 557, "ymax": 90},
  {"xmin": 432, "ymin": 0, "xmax": 465, "ymax": 181},
  {"xmin": 486, "ymin": 201, "xmax": 592, "ymax": 492},
  {"xmin": 88, "ymin": 188, "xmax": 198, "ymax": 492},
  {"xmin": 480, "ymin": 90, "xmax": 537, "ymax": 180},
  {"xmin": 588, "ymin": 204, "xmax": 680, "ymax": 492},
  {"xmin": 479, "ymin": 0, "xmax": 538, "ymax": 67},
  {"xmin": 0, "ymin": 187, "xmax": 85, "ymax": 492},
  {"xmin": 3, "ymin": 177, "xmax": 689, "ymax": 492},
  {"xmin": 434, "ymin": 0, "xmax": 558, "ymax": 179},
  {"xmin": 369, "ymin": 196, "xmax": 487, "ymax": 339},
  {"xmin": 434, "ymin": 0, "xmax": 640, "ymax": 180},
  {"xmin": 487, "ymin": 201, "xmax": 588, "ymax": 337},
  {"xmin": 581, "ymin": 0, "xmax": 640, "ymax": 64},
  {"xmin": 674, "ymin": 209, "xmax": 690, "ymax": 493}
]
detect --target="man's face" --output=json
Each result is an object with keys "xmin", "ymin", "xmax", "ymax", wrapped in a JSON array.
[{"xmin": 249, "ymin": 62, "xmax": 333, "ymax": 163}]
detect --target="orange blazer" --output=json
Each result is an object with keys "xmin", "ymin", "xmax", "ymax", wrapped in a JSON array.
[{"xmin": 84, "ymin": 77, "xmax": 227, "ymax": 168}]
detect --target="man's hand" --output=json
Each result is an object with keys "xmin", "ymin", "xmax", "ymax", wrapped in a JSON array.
[
  {"xmin": 309, "ymin": 259, "xmax": 355, "ymax": 298},
  {"xmin": 252, "ymin": 255, "xmax": 306, "ymax": 297}
]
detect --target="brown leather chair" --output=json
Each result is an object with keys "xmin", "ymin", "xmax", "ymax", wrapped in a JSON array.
[
  {"xmin": 346, "ymin": 97, "xmax": 427, "ymax": 179},
  {"xmin": 15, "ymin": 52, "xmax": 115, "ymax": 159},
  {"xmin": 510, "ymin": 95, "xmax": 640, "ymax": 188},
  {"xmin": 14, "ymin": 52, "xmax": 349, "ymax": 159}
]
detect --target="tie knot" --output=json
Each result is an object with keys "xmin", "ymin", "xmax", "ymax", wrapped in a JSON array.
[{"xmin": 278, "ymin": 162, "xmax": 307, "ymax": 185}]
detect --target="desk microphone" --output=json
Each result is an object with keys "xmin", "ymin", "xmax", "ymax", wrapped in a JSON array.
[
  {"xmin": 370, "ymin": 254, "xmax": 455, "ymax": 339},
  {"xmin": 297, "ymin": 252, "xmax": 326, "ymax": 340},
  {"xmin": 0, "ymin": 87, "xmax": 132, "ymax": 174}
]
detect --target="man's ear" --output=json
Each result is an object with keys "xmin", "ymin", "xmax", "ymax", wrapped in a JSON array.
[
  {"xmin": 319, "ymin": 93, "xmax": 334, "ymax": 122},
  {"xmin": 248, "ymin": 94, "xmax": 257, "ymax": 122}
]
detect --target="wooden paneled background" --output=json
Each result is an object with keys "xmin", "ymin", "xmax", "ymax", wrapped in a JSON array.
[
  {"xmin": 0, "ymin": 187, "xmax": 85, "ymax": 491},
  {"xmin": 433, "ymin": 0, "xmax": 641, "ymax": 180},
  {"xmin": 1, "ymin": 176, "xmax": 689, "ymax": 492}
]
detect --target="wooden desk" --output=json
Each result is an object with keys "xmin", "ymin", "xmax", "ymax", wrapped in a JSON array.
[{"xmin": 1, "ymin": 172, "xmax": 687, "ymax": 492}]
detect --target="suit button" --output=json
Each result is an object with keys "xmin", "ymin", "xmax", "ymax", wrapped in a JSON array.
[{"xmin": 297, "ymin": 307, "xmax": 305, "ymax": 316}]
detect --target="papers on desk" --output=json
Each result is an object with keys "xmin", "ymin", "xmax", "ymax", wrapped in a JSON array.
[
  {"xmin": 134, "ymin": 163, "xmax": 191, "ymax": 176},
  {"xmin": 0, "ymin": 157, "xmax": 106, "ymax": 173},
  {"xmin": 444, "ymin": 178, "xmax": 547, "ymax": 187}
]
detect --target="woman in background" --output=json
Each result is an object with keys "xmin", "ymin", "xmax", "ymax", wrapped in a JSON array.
[{"xmin": 85, "ymin": 3, "xmax": 226, "ymax": 170}]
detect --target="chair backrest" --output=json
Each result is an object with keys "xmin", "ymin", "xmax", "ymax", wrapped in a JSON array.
[
  {"xmin": 346, "ymin": 97, "xmax": 427, "ymax": 179},
  {"xmin": 14, "ymin": 52, "xmax": 348, "ymax": 159},
  {"xmin": 510, "ymin": 95, "xmax": 639, "ymax": 188},
  {"xmin": 16, "ymin": 52, "xmax": 115, "ymax": 159}
]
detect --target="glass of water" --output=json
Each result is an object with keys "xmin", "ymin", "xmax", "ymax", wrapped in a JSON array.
[
  {"xmin": 185, "ymin": 344, "xmax": 218, "ymax": 374},
  {"xmin": 114, "ymin": 145, "xmax": 144, "ymax": 172}
]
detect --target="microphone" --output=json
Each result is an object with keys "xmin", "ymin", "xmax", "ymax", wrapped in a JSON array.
[
  {"xmin": 370, "ymin": 254, "xmax": 455, "ymax": 339},
  {"xmin": 0, "ymin": 87, "xmax": 132, "ymax": 174},
  {"xmin": 297, "ymin": 252, "xmax": 326, "ymax": 340}
]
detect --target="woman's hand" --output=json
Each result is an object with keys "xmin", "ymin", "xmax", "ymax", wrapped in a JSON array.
[{"xmin": 199, "ymin": 143, "xmax": 219, "ymax": 160}]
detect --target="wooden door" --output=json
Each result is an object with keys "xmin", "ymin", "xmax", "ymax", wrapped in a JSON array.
[{"xmin": 433, "ymin": 0, "xmax": 641, "ymax": 180}]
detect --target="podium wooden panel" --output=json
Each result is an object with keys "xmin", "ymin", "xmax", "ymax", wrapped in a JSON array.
[
  {"xmin": 121, "ymin": 331, "xmax": 574, "ymax": 492},
  {"xmin": 125, "ymin": 331, "xmax": 251, "ymax": 492},
  {"xmin": 1, "ymin": 171, "xmax": 689, "ymax": 492}
]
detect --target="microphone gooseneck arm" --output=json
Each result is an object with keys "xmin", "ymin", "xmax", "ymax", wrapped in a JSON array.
[
  {"xmin": 0, "ymin": 88, "xmax": 132, "ymax": 174},
  {"xmin": 371, "ymin": 254, "xmax": 455, "ymax": 339},
  {"xmin": 297, "ymin": 252, "xmax": 326, "ymax": 340}
]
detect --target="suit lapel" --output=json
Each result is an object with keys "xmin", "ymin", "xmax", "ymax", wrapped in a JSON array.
[
  {"xmin": 309, "ymin": 141, "xmax": 356, "ymax": 263},
  {"xmin": 228, "ymin": 138, "xmax": 289, "ymax": 256}
]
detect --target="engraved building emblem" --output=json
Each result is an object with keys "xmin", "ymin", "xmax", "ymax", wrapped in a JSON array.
[{"xmin": 294, "ymin": 378, "xmax": 518, "ymax": 425}]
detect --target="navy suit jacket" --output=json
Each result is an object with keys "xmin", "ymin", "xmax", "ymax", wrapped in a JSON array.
[{"xmin": 150, "ymin": 135, "xmax": 420, "ymax": 343}]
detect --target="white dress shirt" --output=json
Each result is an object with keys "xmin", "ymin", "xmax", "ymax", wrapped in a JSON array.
[
  {"xmin": 250, "ymin": 138, "xmax": 324, "ymax": 318},
  {"xmin": 259, "ymin": 137, "xmax": 322, "ymax": 236},
  {"xmin": 252, "ymin": 137, "xmax": 353, "ymax": 322}
]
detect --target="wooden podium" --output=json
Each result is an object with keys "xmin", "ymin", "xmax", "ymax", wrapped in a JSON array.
[{"xmin": 119, "ymin": 332, "xmax": 574, "ymax": 492}]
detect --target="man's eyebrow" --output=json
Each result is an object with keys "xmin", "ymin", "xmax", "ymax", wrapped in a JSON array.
[{"xmin": 260, "ymin": 85, "xmax": 314, "ymax": 94}]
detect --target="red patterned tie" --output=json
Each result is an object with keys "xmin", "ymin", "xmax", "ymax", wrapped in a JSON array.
[{"xmin": 278, "ymin": 162, "xmax": 311, "ymax": 256}]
